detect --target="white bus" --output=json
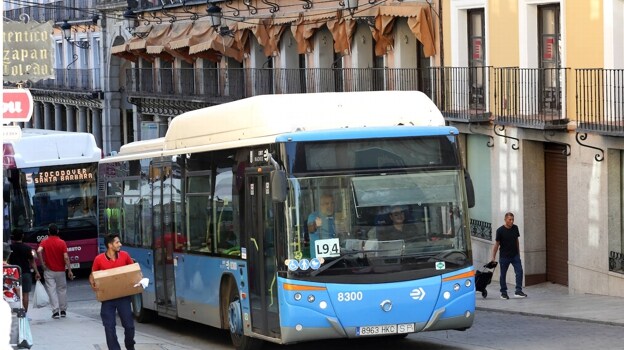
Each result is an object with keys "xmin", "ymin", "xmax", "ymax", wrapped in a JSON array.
[
  {"xmin": 99, "ymin": 91, "xmax": 476, "ymax": 350},
  {"xmin": 3, "ymin": 129, "xmax": 101, "ymax": 270}
]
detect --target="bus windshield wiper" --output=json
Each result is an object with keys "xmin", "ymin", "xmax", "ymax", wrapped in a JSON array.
[{"xmin": 310, "ymin": 250, "xmax": 364, "ymax": 276}]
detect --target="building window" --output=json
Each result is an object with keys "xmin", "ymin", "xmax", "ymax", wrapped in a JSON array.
[
  {"xmin": 538, "ymin": 4, "xmax": 561, "ymax": 112},
  {"xmin": 468, "ymin": 8, "xmax": 485, "ymax": 109}
]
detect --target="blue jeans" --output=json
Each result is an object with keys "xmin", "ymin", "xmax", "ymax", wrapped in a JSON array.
[
  {"xmin": 499, "ymin": 255, "xmax": 524, "ymax": 294},
  {"xmin": 101, "ymin": 296, "xmax": 135, "ymax": 350}
]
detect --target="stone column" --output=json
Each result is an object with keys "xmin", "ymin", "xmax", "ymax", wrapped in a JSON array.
[
  {"xmin": 43, "ymin": 102, "xmax": 53, "ymax": 130},
  {"xmin": 78, "ymin": 106, "xmax": 88, "ymax": 132},
  {"xmin": 54, "ymin": 103, "xmax": 64, "ymax": 130},
  {"xmin": 91, "ymin": 108, "xmax": 102, "ymax": 149},
  {"xmin": 33, "ymin": 102, "xmax": 43, "ymax": 129},
  {"xmin": 66, "ymin": 106, "xmax": 76, "ymax": 132}
]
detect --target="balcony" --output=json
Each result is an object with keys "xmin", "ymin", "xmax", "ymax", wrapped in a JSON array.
[
  {"xmin": 493, "ymin": 67, "xmax": 569, "ymax": 130},
  {"xmin": 576, "ymin": 69, "xmax": 624, "ymax": 136},
  {"xmin": 126, "ymin": 67, "xmax": 437, "ymax": 103},
  {"xmin": 4, "ymin": 1, "xmax": 97, "ymax": 23},
  {"xmin": 429, "ymin": 66, "xmax": 491, "ymax": 123},
  {"xmin": 31, "ymin": 69, "xmax": 102, "ymax": 96}
]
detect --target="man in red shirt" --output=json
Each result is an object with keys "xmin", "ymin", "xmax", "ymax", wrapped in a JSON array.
[
  {"xmin": 89, "ymin": 234, "xmax": 135, "ymax": 350},
  {"xmin": 36, "ymin": 223, "xmax": 74, "ymax": 319}
]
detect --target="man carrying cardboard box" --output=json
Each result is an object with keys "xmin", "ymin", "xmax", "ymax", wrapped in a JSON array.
[{"xmin": 89, "ymin": 234, "xmax": 136, "ymax": 350}]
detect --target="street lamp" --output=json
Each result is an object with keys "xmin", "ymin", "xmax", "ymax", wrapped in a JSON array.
[
  {"xmin": 61, "ymin": 20, "xmax": 90, "ymax": 49},
  {"xmin": 206, "ymin": 2, "xmax": 223, "ymax": 29},
  {"xmin": 344, "ymin": 0, "xmax": 358, "ymax": 15}
]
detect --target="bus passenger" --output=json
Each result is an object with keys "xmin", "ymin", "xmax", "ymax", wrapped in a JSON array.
[
  {"xmin": 89, "ymin": 234, "xmax": 136, "ymax": 350},
  {"xmin": 307, "ymin": 193, "xmax": 336, "ymax": 256}
]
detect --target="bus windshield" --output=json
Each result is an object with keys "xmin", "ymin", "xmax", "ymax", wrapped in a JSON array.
[
  {"xmin": 286, "ymin": 169, "xmax": 471, "ymax": 281},
  {"xmin": 6, "ymin": 163, "xmax": 98, "ymax": 233}
]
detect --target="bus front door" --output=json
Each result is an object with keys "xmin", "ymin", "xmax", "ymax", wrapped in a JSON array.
[
  {"xmin": 152, "ymin": 162, "xmax": 178, "ymax": 317},
  {"xmin": 245, "ymin": 172, "xmax": 280, "ymax": 338}
]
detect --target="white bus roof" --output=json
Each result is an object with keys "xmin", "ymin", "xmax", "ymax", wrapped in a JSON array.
[
  {"xmin": 118, "ymin": 137, "xmax": 165, "ymax": 155},
  {"xmin": 164, "ymin": 91, "xmax": 444, "ymax": 153},
  {"xmin": 5, "ymin": 129, "xmax": 101, "ymax": 168},
  {"xmin": 105, "ymin": 91, "xmax": 445, "ymax": 162}
]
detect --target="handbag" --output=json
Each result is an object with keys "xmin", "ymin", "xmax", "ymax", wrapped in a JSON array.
[{"xmin": 33, "ymin": 280, "xmax": 49, "ymax": 309}]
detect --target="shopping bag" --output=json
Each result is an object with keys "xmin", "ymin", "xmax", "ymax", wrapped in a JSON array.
[
  {"xmin": 33, "ymin": 280, "xmax": 49, "ymax": 308},
  {"xmin": 17, "ymin": 315, "xmax": 33, "ymax": 349}
]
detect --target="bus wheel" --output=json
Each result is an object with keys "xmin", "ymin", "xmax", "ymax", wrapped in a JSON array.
[
  {"xmin": 131, "ymin": 293, "xmax": 154, "ymax": 323},
  {"xmin": 227, "ymin": 285, "xmax": 262, "ymax": 350}
]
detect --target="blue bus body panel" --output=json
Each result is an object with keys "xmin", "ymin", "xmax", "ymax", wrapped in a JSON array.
[
  {"xmin": 278, "ymin": 267, "xmax": 475, "ymax": 342},
  {"xmin": 275, "ymin": 126, "xmax": 459, "ymax": 142},
  {"xmin": 123, "ymin": 247, "xmax": 155, "ymax": 294}
]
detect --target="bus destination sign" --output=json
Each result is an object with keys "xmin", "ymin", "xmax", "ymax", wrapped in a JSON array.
[{"xmin": 26, "ymin": 168, "xmax": 94, "ymax": 184}]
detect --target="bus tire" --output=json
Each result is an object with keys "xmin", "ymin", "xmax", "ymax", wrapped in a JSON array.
[
  {"xmin": 227, "ymin": 283, "xmax": 262, "ymax": 350},
  {"xmin": 131, "ymin": 293, "xmax": 154, "ymax": 323}
]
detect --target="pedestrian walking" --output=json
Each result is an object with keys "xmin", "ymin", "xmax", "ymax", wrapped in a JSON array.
[
  {"xmin": 9, "ymin": 229, "xmax": 41, "ymax": 312},
  {"xmin": 89, "ymin": 233, "xmax": 136, "ymax": 350},
  {"xmin": 490, "ymin": 212, "xmax": 528, "ymax": 299},
  {"xmin": 36, "ymin": 223, "xmax": 74, "ymax": 319}
]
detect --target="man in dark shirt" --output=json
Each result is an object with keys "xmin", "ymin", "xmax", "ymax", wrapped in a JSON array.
[
  {"xmin": 490, "ymin": 212, "xmax": 528, "ymax": 299},
  {"xmin": 8, "ymin": 229, "xmax": 41, "ymax": 312}
]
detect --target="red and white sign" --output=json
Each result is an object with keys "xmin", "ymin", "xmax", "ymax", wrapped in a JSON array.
[
  {"xmin": 2, "ymin": 88, "xmax": 34, "ymax": 123},
  {"xmin": 543, "ymin": 37, "xmax": 555, "ymax": 61}
]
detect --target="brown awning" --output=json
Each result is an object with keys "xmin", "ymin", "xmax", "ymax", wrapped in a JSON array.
[
  {"xmin": 326, "ymin": 16, "xmax": 356, "ymax": 55},
  {"xmin": 291, "ymin": 10, "xmax": 339, "ymax": 54},
  {"xmin": 237, "ymin": 18, "xmax": 260, "ymax": 30},
  {"xmin": 251, "ymin": 18, "xmax": 287, "ymax": 57},
  {"xmin": 371, "ymin": 5, "xmax": 435, "ymax": 57},
  {"xmin": 188, "ymin": 27, "xmax": 243, "ymax": 62},
  {"xmin": 111, "ymin": 44, "xmax": 127, "ymax": 54},
  {"xmin": 111, "ymin": 43, "xmax": 137, "ymax": 62},
  {"xmin": 162, "ymin": 22, "xmax": 194, "ymax": 64},
  {"xmin": 168, "ymin": 18, "xmax": 212, "ymax": 50}
]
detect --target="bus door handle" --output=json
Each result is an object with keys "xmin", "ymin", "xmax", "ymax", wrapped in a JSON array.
[{"xmin": 250, "ymin": 238, "xmax": 259, "ymax": 251}]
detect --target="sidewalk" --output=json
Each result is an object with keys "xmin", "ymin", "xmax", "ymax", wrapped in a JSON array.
[
  {"xmin": 476, "ymin": 281, "xmax": 624, "ymax": 327},
  {"xmin": 21, "ymin": 282, "xmax": 624, "ymax": 349},
  {"xmin": 24, "ymin": 306, "xmax": 193, "ymax": 350}
]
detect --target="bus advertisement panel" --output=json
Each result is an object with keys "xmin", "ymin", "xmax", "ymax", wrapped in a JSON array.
[
  {"xmin": 99, "ymin": 91, "xmax": 476, "ymax": 350},
  {"xmin": 3, "ymin": 129, "xmax": 101, "ymax": 270}
]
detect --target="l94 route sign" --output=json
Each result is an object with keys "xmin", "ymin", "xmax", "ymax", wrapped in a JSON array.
[{"xmin": 2, "ymin": 88, "xmax": 33, "ymax": 123}]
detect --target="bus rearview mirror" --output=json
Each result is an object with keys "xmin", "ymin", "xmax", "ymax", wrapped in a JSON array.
[
  {"xmin": 465, "ymin": 170, "xmax": 475, "ymax": 208},
  {"xmin": 270, "ymin": 170, "xmax": 287, "ymax": 202}
]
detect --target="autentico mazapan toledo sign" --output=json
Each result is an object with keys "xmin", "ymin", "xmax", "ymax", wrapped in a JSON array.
[{"xmin": 3, "ymin": 20, "xmax": 55, "ymax": 82}]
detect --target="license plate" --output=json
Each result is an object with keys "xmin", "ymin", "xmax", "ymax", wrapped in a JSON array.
[
  {"xmin": 70, "ymin": 263, "xmax": 80, "ymax": 269},
  {"xmin": 356, "ymin": 323, "xmax": 415, "ymax": 336}
]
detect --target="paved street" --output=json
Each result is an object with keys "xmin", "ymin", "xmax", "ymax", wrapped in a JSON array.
[{"xmin": 17, "ymin": 276, "xmax": 624, "ymax": 350}]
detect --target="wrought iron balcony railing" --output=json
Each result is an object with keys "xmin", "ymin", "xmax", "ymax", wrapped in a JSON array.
[
  {"xmin": 429, "ymin": 66, "xmax": 491, "ymax": 122},
  {"xmin": 493, "ymin": 67, "xmax": 569, "ymax": 129},
  {"xmin": 126, "ymin": 67, "xmax": 439, "ymax": 102},
  {"xmin": 576, "ymin": 69, "xmax": 624, "ymax": 136},
  {"xmin": 125, "ymin": 67, "xmax": 492, "ymax": 122},
  {"xmin": 31, "ymin": 68, "xmax": 101, "ymax": 92},
  {"xmin": 3, "ymin": 0, "xmax": 97, "ymax": 23}
]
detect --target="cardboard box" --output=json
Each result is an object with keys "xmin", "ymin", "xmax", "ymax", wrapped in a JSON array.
[{"xmin": 92, "ymin": 263, "xmax": 143, "ymax": 302}]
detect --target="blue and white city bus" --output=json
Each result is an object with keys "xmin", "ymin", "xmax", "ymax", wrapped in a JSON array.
[{"xmin": 98, "ymin": 91, "xmax": 476, "ymax": 350}]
